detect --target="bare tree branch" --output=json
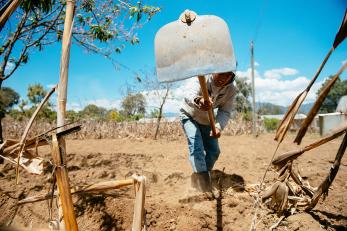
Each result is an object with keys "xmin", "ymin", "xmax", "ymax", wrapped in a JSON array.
[{"xmin": 0, "ymin": 12, "xmax": 28, "ymax": 80}]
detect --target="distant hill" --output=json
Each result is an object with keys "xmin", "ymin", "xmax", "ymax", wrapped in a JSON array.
[
  {"xmin": 298, "ymin": 102, "xmax": 314, "ymax": 114},
  {"xmin": 256, "ymin": 102, "xmax": 314, "ymax": 115},
  {"xmin": 256, "ymin": 102, "xmax": 287, "ymax": 115}
]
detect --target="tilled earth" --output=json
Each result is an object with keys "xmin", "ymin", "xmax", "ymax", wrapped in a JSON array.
[{"xmin": 0, "ymin": 133, "xmax": 346, "ymax": 230}]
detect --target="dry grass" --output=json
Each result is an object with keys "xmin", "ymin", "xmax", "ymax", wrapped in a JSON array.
[{"xmin": 3, "ymin": 116, "xmax": 262, "ymax": 140}]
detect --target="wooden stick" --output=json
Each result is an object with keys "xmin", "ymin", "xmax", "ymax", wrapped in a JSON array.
[
  {"xmin": 51, "ymin": 134, "xmax": 78, "ymax": 231},
  {"xmin": 15, "ymin": 85, "xmax": 57, "ymax": 184},
  {"xmin": 0, "ymin": 226, "xmax": 52, "ymax": 231},
  {"xmin": 306, "ymin": 132, "xmax": 347, "ymax": 211},
  {"xmin": 57, "ymin": 0, "xmax": 75, "ymax": 227},
  {"xmin": 273, "ymin": 124, "xmax": 347, "ymax": 166},
  {"xmin": 275, "ymin": 10, "xmax": 347, "ymax": 143},
  {"xmin": 0, "ymin": 0, "xmax": 22, "ymax": 30},
  {"xmin": 18, "ymin": 179, "xmax": 135, "ymax": 205},
  {"xmin": 270, "ymin": 215, "xmax": 285, "ymax": 230},
  {"xmin": 132, "ymin": 176, "xmax": 146, "ymax": 231},
  {"xmin": 198, "ymin": 75, "xmax": 217, "ymax": 136},
  {"xmin": 294, "ymin": 62, "xmax": 347, "ymax": 144},
  {"xmin": 57, "ymin": 0, "xmax": 75, "ymax": 131},
  {"xmin": 2, "ymin": 125, "xmax": 81, "ymax": 157}
]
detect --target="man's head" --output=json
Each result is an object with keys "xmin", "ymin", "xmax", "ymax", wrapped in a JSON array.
[{"xmin": 212, "ymin": 71, "xmax": 235, "ymax": 87}]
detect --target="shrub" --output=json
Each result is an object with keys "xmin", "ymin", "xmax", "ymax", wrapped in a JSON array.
[{"xmin": 263, "ymin": 118, "xmax": 280, "ymax": 132}]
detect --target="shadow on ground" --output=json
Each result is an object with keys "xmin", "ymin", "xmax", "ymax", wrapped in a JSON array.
[
  {"xmin": 309, "ymin": 210, "xmax": 347, "ymax": 231},
  {"xmin": 211, "ymin": 169, "xmax": 245, "ymax": 192}
]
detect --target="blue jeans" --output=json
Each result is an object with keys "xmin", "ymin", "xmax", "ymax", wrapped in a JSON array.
[{"xmin": 180, "ymin": 114, "xmax": 220, "ymax": 173}]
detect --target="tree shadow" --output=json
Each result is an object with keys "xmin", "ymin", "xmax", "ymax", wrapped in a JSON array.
[
  {"xmin": 211, "ymin": 169, "xmax": 245, "ymax": 192},
  {"xmin": 308, "ymin": 210, "xmax": 347, "ymax": 231},
  {"xmin": 211, "ymin": 169, "xmax": 246, "ymax": 231}
]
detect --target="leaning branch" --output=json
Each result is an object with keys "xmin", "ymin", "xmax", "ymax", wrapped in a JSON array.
[{"xmin": 18, "ymin": 179, "xmax": 135, "ymax": 205}]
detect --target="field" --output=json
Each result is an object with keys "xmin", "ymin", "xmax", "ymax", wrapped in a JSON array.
[{"xmin": 0, "ymin": 133, "xmax": 346, "ymax": 230}]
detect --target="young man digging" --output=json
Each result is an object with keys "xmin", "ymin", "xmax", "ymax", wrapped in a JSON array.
[{"xmin": 180, "ymin": 71, "xmax": 237, "ymax": 194}]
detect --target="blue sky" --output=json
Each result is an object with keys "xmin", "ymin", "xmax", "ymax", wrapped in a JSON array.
[{"xmin": 4, "ymin": 0, "xmax": 347, "ymax": 112}]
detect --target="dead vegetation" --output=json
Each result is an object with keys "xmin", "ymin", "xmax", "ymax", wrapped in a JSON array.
[{"xmin": 3, "ymin": 115, "xmax": 260, "ymax": 141}]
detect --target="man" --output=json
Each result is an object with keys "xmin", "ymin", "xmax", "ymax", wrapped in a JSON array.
[{"xmin": 180, "ymin": 71, "xmax": 237, "ymax": 192}]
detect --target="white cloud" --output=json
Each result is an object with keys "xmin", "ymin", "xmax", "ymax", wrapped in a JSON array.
[
  {"xmin": 253, "ymin": 69, "xmax": 323, "ymax": 106},
  {"xmin": 264, "ymin": 68, "xmax": 299, "ymax": 79},
  {"xmin": 142, "ymin": 78, "xmax": 196, "ymax": 113},
  {"xmin": 6, "ymin": 62, "xmax": 14, "ymax": 70},
  {"xmin": 342, "ymin": 60, "xmax": 347, "ymax": 65},
  {"xmin": 236, "ymin": 68, "xmax": 261, "ymax": 80},
  {"xmin": 4, "ymin": 62, "xmax": 15, "ymax": 74},
  {"xmin": 67, "ymin": 99, "xmax": 121, "ymax": 111}
]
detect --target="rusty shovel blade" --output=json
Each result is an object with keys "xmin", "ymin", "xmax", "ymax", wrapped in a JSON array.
[{"xmin": 154, "ymin": 10, "xmax": 236, "ymax": 83}]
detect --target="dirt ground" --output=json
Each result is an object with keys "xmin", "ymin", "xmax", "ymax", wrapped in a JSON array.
[{"xmin": 0, "ymin": 133, "xmax": 346, "ymax": 230}]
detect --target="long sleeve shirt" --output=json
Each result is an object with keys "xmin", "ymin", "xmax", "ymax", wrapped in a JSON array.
[{"xmin": 180, "ymin": 75, "xmax": 237, "ymax": 130}]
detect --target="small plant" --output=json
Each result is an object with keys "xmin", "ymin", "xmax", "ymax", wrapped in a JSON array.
[{"xmin": 263, "ymin": 118, "xmax": 280, "ymax": 132}]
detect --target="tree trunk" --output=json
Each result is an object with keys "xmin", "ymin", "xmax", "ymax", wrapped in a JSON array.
[
  {"xmin": 0, "ymin": 117, "xmax": 4, "ymax": 164},
  {"xmin": 154, "ymin": 86, "xmax": 169, "ymax": 140},
  {"xmin": 154, "ymin": 109, "xmax": 162, "ymax": 140},
  {"xmin": 0, "ymin": 79, "xmax": 4, "ymax": 163}
]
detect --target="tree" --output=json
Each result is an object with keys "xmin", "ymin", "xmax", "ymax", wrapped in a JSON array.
[
  {"xmin": 106, "ymin": 109, "xmax": 126, "ymax": 122},
  {"xmin": 27, "ymin": 83, "xmax": 47, "ymax": 105},
  {"xmin": 234, "ymin": 77, "xmax": 252, "ymax": 113},
  {"xmin": 0, "ymin": 0, "xmax": 160, "ymax": 88},
  {"xmin": 317, "ymin": 76, "xmax": 347, "ymax": 113},
  {"xmin": 81, "ymin": 104, "xmax": 107, "ymax": 120},
  {"xmin": 0, "ymin": 87, "xmax": 20, "ymax": 142},
  {"xmin": 140, "ymin": 72, "xmax": 172, "ymax": 139},
  {"xmin": 150, "ymin": 109, "xmax": 160, "ymax": 118},
  {"xmin": 26, "ymin": 83, "xmax": 56, "ymax": 121},
  {"xmin": 121, "ymin": 92, "xmax": 146, "ymax": 119},
  {"xmin": 66, "ymin": 109, "xmax": 81, "ymax": 122}
]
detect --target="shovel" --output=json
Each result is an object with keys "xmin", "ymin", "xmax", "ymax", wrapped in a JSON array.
[{"xmin": 154, "ymin": 10, "xmax": 236, "ymax": 136}]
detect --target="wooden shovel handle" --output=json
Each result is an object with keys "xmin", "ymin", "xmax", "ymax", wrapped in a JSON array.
[{"xmin": 198, "ymin": 75, "xmax": 217, "ymax": 136}]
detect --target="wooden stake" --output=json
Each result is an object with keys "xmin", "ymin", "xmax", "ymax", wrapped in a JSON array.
[
  {"xmin": 0, "ymin": 0, "xmax": 22, "ymax": 29},
  {"xmin": 51, "ymin": 134, "xmax": 78, "ymax": 231},
  {"xmin": 57, "ymin": 0, "xmax": 75, "ymax": 228},
  {"xmin": 57, "ymin": 0, "xmax": 75, "ymax": 130},
  {"xmin": 18, "ymin": 179, "xmax": 135, "ymax": 205},
  {"xmin": 306, "ymin": 132, "xmax": 347, "ymax": 211},
  {"xmin": 15, "ymin": 85, "xmax": 57, "ymax": 184},
  {"xmin": 132, "ymin": 176, "xmax": 146, "ymax": 231}
]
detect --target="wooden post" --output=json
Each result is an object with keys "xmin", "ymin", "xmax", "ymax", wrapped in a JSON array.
[
  {"xmin": 51, "ymin": 134, "xmax": 78, "ymax": 231},
  {"xmin": 132, "ymin": 176, "xmax": 146, "ymax": 231},
  {"xmin": 57, "ymin": 0, "xmax": 75, "ymax": 130},
  {"xmin": 57, "ymin": 0, "xmax": 75, "ymax": 229},
  {"xmin": 250, "ymin": 41, "xmax": 257, "ymax": 136},
  {"xmin": 0, "ymin": 0, "xmax": 22, "ymax": 29}
]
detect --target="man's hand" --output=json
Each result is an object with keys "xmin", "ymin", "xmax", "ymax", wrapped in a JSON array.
[
  {"xmin": 210, "ymin": 128, "xmax": 221, "ymax": 138},
  {"xmin": 196, "ymin": 97, "xmax": 212, "ymax": 111}
]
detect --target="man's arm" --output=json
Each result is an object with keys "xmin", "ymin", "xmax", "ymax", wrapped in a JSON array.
[
  {"xmin": 183, "ymin": 78, "xmax": 202, "ymax": 109},
  {"xmin": 215, "ymin": 85, "xmax": 237, "ymax": 131}
]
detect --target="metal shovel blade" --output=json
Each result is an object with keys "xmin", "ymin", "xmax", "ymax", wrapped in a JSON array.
[{"xmin": 155, "ymin": 11, "xmax": 236, "ymax": 83}]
